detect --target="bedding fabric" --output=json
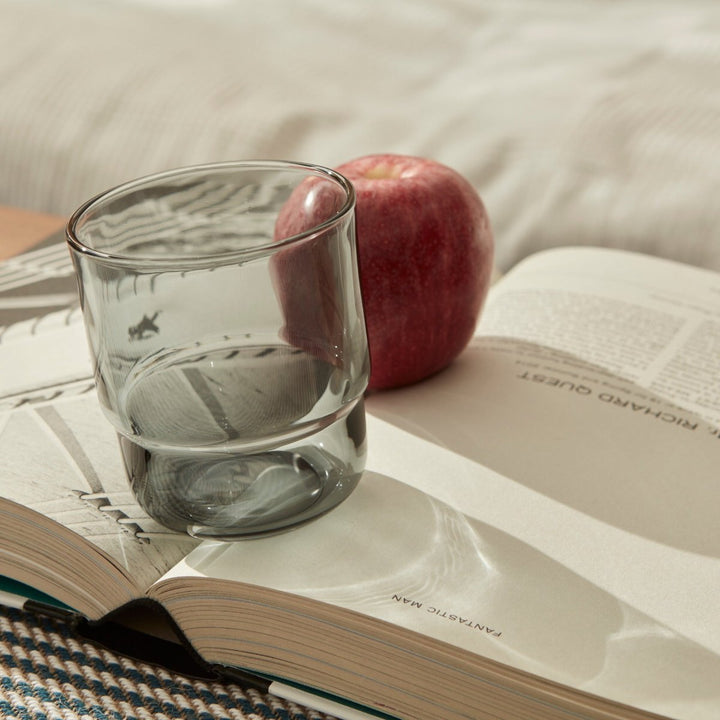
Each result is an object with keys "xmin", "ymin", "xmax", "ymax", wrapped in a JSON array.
[{"xmin": 0, "ymin": 0, "xmax": 718, "ymax": 273}]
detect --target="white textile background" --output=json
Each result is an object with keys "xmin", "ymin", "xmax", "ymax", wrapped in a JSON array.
[{"xmin": 1, "ymin": 0, "xmax": 719, "ymax": 272}]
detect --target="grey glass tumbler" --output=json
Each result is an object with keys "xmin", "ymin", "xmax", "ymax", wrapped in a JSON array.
[{"xmin": 66, "ymin": 161, "xmax": 370, "ymax": 539}]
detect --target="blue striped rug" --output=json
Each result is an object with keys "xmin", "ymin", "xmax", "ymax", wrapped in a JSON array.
[{"xmin": 0, "ymin": 606, "xmax": 335, "ymax": 720}]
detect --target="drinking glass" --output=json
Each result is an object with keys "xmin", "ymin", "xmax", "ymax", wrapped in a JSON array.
[{"xmin": 66, "ymin": 161, "xmax": 369, "ymax": 539}]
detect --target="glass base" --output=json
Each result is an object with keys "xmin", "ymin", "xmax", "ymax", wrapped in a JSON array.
[{"xmin": 119, "ymin": 400, "xmax": 366, "ymax": 540}]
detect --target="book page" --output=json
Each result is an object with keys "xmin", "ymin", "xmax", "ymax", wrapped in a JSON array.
[
  {"xmin": 366, "ymin": 247, "xmax": 720, "ymax": 623},
  {"xmin": 165, "ymin": 417, "xmax": 720, "ymax": 720},
  {"xmin": 0, "ymin": 269, "xmax": 199, "ymax": 597},
  {"xmin": 478, "ymin": 246, "xmax": 720, "ymax": 426},
  {"xmin": 164, "ymin": 248, "xmax": 720, "ymax": 720},
  {"xmin": 0, "ymin": 234, "xmax": 78, "ymax": 327}
]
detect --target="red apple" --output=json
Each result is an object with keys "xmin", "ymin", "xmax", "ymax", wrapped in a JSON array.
[{"xmin": 274, "ymin": 154, "xmax": 494, "ymax": 391}]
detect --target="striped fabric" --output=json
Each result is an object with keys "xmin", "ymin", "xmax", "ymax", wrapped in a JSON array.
[{"xmin": 0, "ymin": 607, "xmax": 336, "ymax": 720}]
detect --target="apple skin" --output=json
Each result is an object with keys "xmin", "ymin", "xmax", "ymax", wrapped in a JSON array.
[
  {"xmin": 271, "ymin": 174, "xmax": 364, "ymax": 377},
  {"xmin": 275, "ymin": 154, "xmax": 494, "ymax": 391}
]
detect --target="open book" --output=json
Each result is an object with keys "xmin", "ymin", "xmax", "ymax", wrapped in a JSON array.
[{"xmin": 1, "ymin": 241, "xmax": 719, "ymax": 720}]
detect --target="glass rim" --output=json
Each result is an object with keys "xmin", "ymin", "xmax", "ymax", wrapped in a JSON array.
[{"xmin": 65, "ymin": 159, "xmax": 356, "ymax": 266}]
